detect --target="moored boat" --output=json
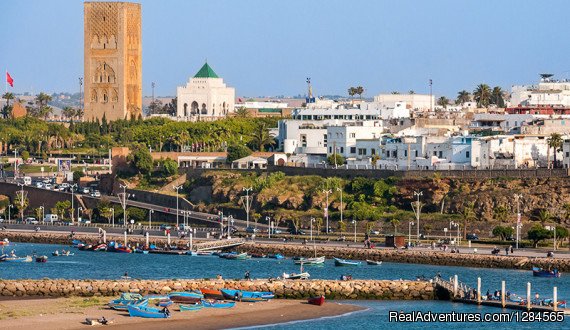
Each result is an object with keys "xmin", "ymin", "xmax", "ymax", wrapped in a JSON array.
[
  {"xmin": 251, "ymin": 253, "xmax": 267, "ymax": 258},
  {"xmin": 197, "ymin": 251, "xmax": 213, "ymax": 256},
  {"xmin": 108, "ymin": 293, "xmax": 145, "ymax": 310},
  {"xmin": 282, "ymin": 272, "xmax": 310, "ymax": 280},
  {"xmin": 0, "ymin": 238, "xmax": 10, "ymax": 246},
  {"xmin": 93, "ymin": 244, "xmax": 107, "ymax": 252},
  {"xmin": 200, "ymin": 288, "xmax": 224, "ymax": 300},
  {"xmin": 35, "ymin": 255, "xmax": 48, "ymax": 263},
  {"xmin": 268, "ymin": 253, "xmax": 285, "ymax": 259},
  {"xmin": 366, "ymin": 260, "xmax": 382, "ymax": 265},
  {"xmin": 294, "ymin": 256, "xmax": 325, "ymax": 265},
  {"xmin": 201, "ymin": 299, "xmax": 236, "ymax": 308},
  {"xmin": 5, "ymin": 255, "xmax": 32, "ymax": 262},
  {"xmin": 115, "ymin": 246, "xmax": 132, "ymax": 253},
  {"xmin": 334, "ymin": 257, "xmax": 362, "ymax": 266},
  {"xmin": 179, "ymin": 303, "xmax": 203, "ymax": 312},
  {"xmin": 221, "ymin": 289, "xmax": 270, "ymax": 302},
  {"xmin": 308, "ymin": 295, "xmax": 325, "ymax": 306},
  {"xmin": 221, "ymin": 252, "xmax": 250, "ymax": 260},
  {"xmin": 532, "ymin": 267, "xmax": 561, "ymax": 278},
  {"xmin": 127, "ymin": 304, "xmax": 170, "ymax": 318}
]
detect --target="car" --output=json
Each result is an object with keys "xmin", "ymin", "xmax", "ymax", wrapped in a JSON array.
[
  {"xmin": 90, "ymin": 190, "xmax": 101, "ymax": 197},
  {"xmin": 466, "ymin": 234, "xmax": 479, "ymax": 240},
  {"xmin": 44, "ymin": 183, "xmax": 53, "ymax": 190},
  {"xmin": 0, "ymin": 217, "xmax": 4, "ymax": 223},
  {"xmin": 81, "ymin": 187, "xmax": 90, "ymax": 194},
  {"xmin": 160, "ymin": 224, "xmax": 172, "ymax": 230},
  {"xmin": 289, "ymin": 228, "xmax": 306, "ymax": 235},
  {"xmin": 369, "ymin": 230, "xmax": 380, "ymax": 235},
  {"xmin": 35, "ymin": 182, "xmax": 44, "ymax": 188},
  {"xmin": 270, "ymin": 228, "xmax": 283, "ymax": 234},
  {"xmin": 246, "ymin": 226, "xmax": 260, "ymax": 233},
  {"xmin": 25, "ymin": 217, "xmax": 39, "ymax": 225}
]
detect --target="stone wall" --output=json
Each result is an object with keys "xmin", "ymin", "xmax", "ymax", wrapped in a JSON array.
[
  {"xmin": 237, "ymin": 243, "xmax": 570, "ymax": 272},
  {"xmin": 0, "ymin": 279, "xmax": 434, "ymax": 300}
]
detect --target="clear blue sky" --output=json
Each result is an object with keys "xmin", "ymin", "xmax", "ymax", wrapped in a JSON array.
[{"xmin": 1, "ymin": 0, "xmax": 569, "ymax": 98}]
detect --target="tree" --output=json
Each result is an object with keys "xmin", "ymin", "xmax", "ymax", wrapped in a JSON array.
[
  {"xmin": 355, "ymin": 86, "xmax": 364, "ymax": 99},
  {"xmin": 536, "ymin": 209, "xmax": 551, "ymax": 224},
  {"xmin": 73, "ymin": 170, "xmax": 84, "ymax": 182},
  {"xmin": 348, "ymin": 87, "xmax": 357, "ymax": 99},
  {"xmin": 226, "ymin": 144, "xmax": 252, "ymax": 163},
  {"xmin": 459, "ymin": 202, "xmax": 476, "ymax": 239},
  {"xmin": 14, "ymin": 191, "xmax": 29, "ymax": 220},
  {"xmin": 554, "ymin": 226, "xmax": 569, "ymax": 249},
  {"xmin": 235, "ymin": 106, "xmax": 249, "ymax": 118},
  {"xmin": 547, "ymin": 133, "xmax": 563, "ymax": 168},
  {"xmin": 437, "ymin": 96, "xmax": 449, "ymax": 109},
  {"xmin": 390, "ymin": 218, "xmax": 400, "ymax": 235},
  {"xmin": 128, "ymin": 143, "xmax": 153, "ymax": 175},
  {"xmin": 493, "ymin": 205, "xmax": 508, "ymax": 223},
  {"xmin": 490, "ymin": 86, "xmax": 505, "ymax": 107},
  {"xmin": 527, "ymin": 224, "xmax": 552, "ymax": 248},
  {"xmin": 250, "ymin": 123, "xmax": 275, "ymax": 152},
  {"xmin": 327, "ymin": 154, "xmax": 345, "ymax": 166},
  {"xmin": 456, "ymin": 90, "xmax": 470, "ymax": 104},
  {"xmin": 2, "ymin": 92, "xmax": 14, "ymax": 119},
  {"xmin": 492, "ymin": 225, "xmax": 514, "ymax": 240},
  {"xmin": 53, "ymin": 200, "xmax": 71, "ymax": 220},
  {"xmin": 62, "ymin": 106, "xmax": 76, "ymax": 119},
  {"xmin": 2, "ymin": 92, "xmax": 14, "ymax": 107},
  {"xmin": 21, "ymin": 150, "xmax": 30, "ymax": 161},
  {"xmin": 473, "ymin": 84, "xmax": 492, "ymax": 107},
  {"xmin": 126, "ymin": 207, "xmax": 146, "ymax": 222},
  {"xmin": 161, "ymin": 158, "xmax": 178, "ymax": 176},
  {"xmin": 338, "ymin": 220, "xmax": 347, "ymax": 232}
]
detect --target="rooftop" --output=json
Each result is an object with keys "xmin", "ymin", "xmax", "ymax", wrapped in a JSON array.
[{"xmin": 194, "ymin": 62, "xmax": 219, "ymax": 79}]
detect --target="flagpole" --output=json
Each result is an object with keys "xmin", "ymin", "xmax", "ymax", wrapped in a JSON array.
[{"xmin": 5, "ymin": 69, "xmax": 7, "ymax": 93}]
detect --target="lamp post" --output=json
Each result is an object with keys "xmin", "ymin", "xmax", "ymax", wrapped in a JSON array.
[
  {"xmin": 119, "ymin": 184, "xmax": 129, "ymax": 228},
  {"xmin": 39, "ymin": 206, "xmax": 44, "ymax": 223},
  {"xmin": 17, "ymin": 183, "xmax": 25, "ymax": 220},
  {"xmin": 352, "ymin": 220, "xmax": 357, "ymax": 242},
  {"xmin": 109, "ymin": 208, "xmax": 115, "ymax": 226},
  {"xmin": 513, "ymin": 194, "xmax": 522, "ymax": 249},
  {"xmin": 8, "ymin": 204, "xmax": 13, "ymax": 222},
  {"xmin": 77, "ymin": 207, "xmax": 83, "ymax": 223},
  {"xmin": 266, "ymin": 216, "xmax": 271, "ymax": 239},
  {"xmin": 408, "ymin": 221, "xmax": 415, "ymax": 243},
  {"xmin": 451, "ymin": 221, "xmax": 459, "ymax": 245},
  {"xmin": 230, "ymin": 217, "xmax": 235, "ymax": 239},
  {"xmin": 412, "ymin": 190, "xmax": 423, "ymax": 242},
  {"xmin": 336, "ymin": 187, "xmax": 343, "ymax": 224},
  {"xmin": 149, "ymin": 209, "xmax": 154, "ymax": 230},
  {"xmin": 322, "ymin": 189, "xmax": 332, "ymax": 234},
  {"xmin": 242, "ymin": 187, "xmax": 253, "ymax": 228},
  {"xmin": 310, "ymin": 217, "xmax": 315, "ymax": 241},
  {"xmin": 70, "ymin": 184, "xmax": 77, "ymax": 224},
  {"xmin": 174, "ymin": 185, "xmax": 183, "ymax": 228}
]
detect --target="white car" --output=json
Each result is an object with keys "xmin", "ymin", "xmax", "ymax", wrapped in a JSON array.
[
  {"xmin": 90, "ymin": 190, "xmax": 101, "ymax": 197},
  {"xmin": 35, "ymin": 182, "xmax": 44, "ymax": 188},
  {"xmin": 26, "ymin": 217, "xmax": 39, "ymax": 225},
  {"xmin": 82, "ymin": 187, "xmax": 90, "ymax": 194},
  {"xmin": 44, "ymin": 183, "xmax": 53, "ymax": 190}
]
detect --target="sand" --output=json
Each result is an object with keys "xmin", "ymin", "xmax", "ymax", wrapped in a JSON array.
[{"xmin": 0, "ymin": 296, "xmax": 364, "ymax": 330}]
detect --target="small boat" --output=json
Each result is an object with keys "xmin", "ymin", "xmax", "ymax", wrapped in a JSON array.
[
  {"xmin": 127, "ymin": 304, "xmax": 170, "ymax": 318},
  {"xmin": 532, "ymin": 267, "xmax": 561, "ymax": 278},
  {"xmin": 200, "ymin": 288, "xmax": 224, "ymax": 300},
  {"xmin": 93, "ymin": 244, "xmax": 107, "ymax": 252},
  {"xmin": 168, "ymin": 292, "xmax": 202, "ymax": 304},
  {"xmin": 52, "ymin": 250, "xmax": 75, "ymax": 257},
  {"xmin": 221, "ymin": 252, "xmax": 250, "ymax": 260},
  {"xmin": 169, "ymin": 291, "xmax": 204, "ymax": 299},
  {"xmin": 221, "ymin": 289, "xmax": 270, "ymax": 302},
  {"xmin": 78, "ymin": 244, "xmax": 93, "ymax": 251},
  {"xmin": 334, "ymin": 257, "xmax": 362, "ymax": 266},
  {"xmin": 197, "ymin": 251, "xmax": 213, "ymax": 256},
  {"xmin": 283, "ymin": 272, "xmax": 310, "ymax": 280},
  {"xmin": 308, "ymin": 295, "xmax": 325, "ymax": 306},
  {"xmin": 186, "ymin": 251, "xmax": 197, "ymax": 256},
  {"xmin": 0, "ymin": 254, "xmax": 7, "ymax": 262},
  {"xmin": 268, "ymin": 253, "xmax": 285, "ymax": 259},
  {"xmin": 115, "ymin": 246, "xmax": 132, "ymax": 253},
  {"xmin": 294, "ymin": 256, "xmax": 325, "ymax": 265},
  {"xmin": 134, "ymin": 248, "xmax": 149, "ymax": 254},
  {"xmin": 156, "ymin": 299, "xmax": 173, "ymax": 307},
  {"xmin": 108, "ymin": 293, "xmax": 145, "ymax": 310},
  {"xmin": 251, "ymin": 253, "xmax": 267, "ymax": 258},
  {"xmin": 179, "ymin": 303, "xmax": 204, "ymax": 312},
  {"xmin": 201, "ymin": 299, "xmax": 236, "ymax": 309},
  {"xmin": 508, "ymin": 294, "xmax": 525, "ymax": 303},
  {"xmin": 542, "ymin": 298, "xmax": 567, "ymax": 308},
  {"xmin": 35, "ymin": 255, "xmax": 48, "ymax": 263},
  {"xmin": 366, "ymin": 260, "xmax": 382, "ymax": 265},
  {"xmin": 0, "ymin": 238, "xmax": 10, "ymax": 246},
  {"xmin": 71, "ymin": 239, "xmax": 84, "ymax": 247},
  {"xmin": 5, "ymin": 255, "xmax": 33, "ymax": 262}
]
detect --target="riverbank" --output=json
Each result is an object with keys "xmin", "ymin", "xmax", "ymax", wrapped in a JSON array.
[
  {"xmin": 0, "ymin": 296, "xmax": 364, "ymax": 330},
  {"xmin": 0, "ymin": 279, "xmax": 434, "ymax": 300}
]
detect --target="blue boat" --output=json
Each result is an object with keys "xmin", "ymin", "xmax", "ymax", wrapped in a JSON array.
[
  {"xmin": 201, "ymin": 299, "xmax": 236, "ymax": 308},
  {"xmin": 179, "ymin": 303, "xmax": 203, "ymax": 312},
  {"xmin": 186, "ymin": 251, "xmax": 197, "ymax": 256},
  {"xmin": 532, "ymin": 267, "xmax": 561, "ymax": 278},
  {"xmin": 169, "ymin": 291, "xmax": 204, "ymax": 299},
  {"xmin": 221, "ymin": 289, "xmax": 272, "ymax": 302},
  {"xmin": 71, "ymin": 239, "xmax": 84, "ymax": 247},
  {"xmin": 334, "ymin": 257, "xmax": 362, "ymax": 266},
  {"xmin": 268, "ymin": 253, "xmax": 285, "ymax": 259},
  {"xmin": 108, "ymin": 293, "xmax": 145, "ymax": 310},
  {"xmin": 128, "ymin": 304, "xmax": 170, "ymax": 318}
]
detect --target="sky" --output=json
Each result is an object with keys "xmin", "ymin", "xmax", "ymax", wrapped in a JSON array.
[{"xmin": 1, "ymin": 0, "xmax": 570, "ymax": 98}]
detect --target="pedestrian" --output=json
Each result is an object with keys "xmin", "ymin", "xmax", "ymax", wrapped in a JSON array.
[
  {"xmin": 505, "ymin": 246, "xmax": 509, "ymax": 256},
  {"xmin": 510, "ymin": 245, "xmax": 513, "ymax": 254}
]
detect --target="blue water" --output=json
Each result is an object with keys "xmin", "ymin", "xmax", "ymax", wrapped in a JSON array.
[
  {"xmin": 2, "ymin": 243, "xmax": 568, "ymax": 300},
  {"xmin": 255, "ymin": 301, "xmax": 568, "ymax": 330}
]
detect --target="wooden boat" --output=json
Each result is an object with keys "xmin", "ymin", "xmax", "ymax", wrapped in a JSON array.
[
  {"xmin": 115, "ymin": 246, "xmax": 132, "ymax": 253},
  {"xmin": 222, "ymin": 252, "xmax": 250, "ymax": 260},
  {"xmin": 93, "ymin": 244, "xmax": 107, "ymax": 252},
  {"xmin": 134, "ymin": 248, "xmax": 149, "ymax": 254},
  {"xmin": 108, "ymin": 293, "xmax": 145, "ymax": 310},
  {"xmin": 77, "ymin": 244, "xmax": 92, "ymax": 251},
  {"xmin": 221, "ymin": 289, "xmax": 270, "ymax": 302},
  {"xmin": 168, "ymin": 295, "xmax": 201, "ymax": 304},
  {"xmin": 283, "ymin": 272, "xmax": 310, "ymax": 280},
  {"xmin": 532, "ymin": 267, "xmax": 561, "ymax": 278},
  {"xmin": 156, "ymin": 299, "xmax": 173, "ymax": 307},
  {"xmin": 308, "ymin": 295, "xmax": 325, "ymax": 306},
  {"xmin": 334, "ymin": 257, "xmax": 362, "ymax": 266},
  {"xmin": 366, "ymin": 260, "xmax": 382, "ymax": 265},
  {"xmin": 201, "ymin": 299, "xmax": 236, "ymax": 308},
  {"xmin": 179, "ymin": 303, "xmax": 203, "ymax": 312},
  {"xmin": 294, "ymin": 256, "xmax": 325, "ymax": 265},
  {"xmin": 200, "ymin": 288, "xmax": 224, "ymax": 300},
  {"xmin": 127, "ymin": 304, "xmax": 170, "ymax": 318},
  {"xmin": 169, "ymin": 291, "xmax": 203, "ymax": 299},
  {"xmin": 268, "ymin": 253, "xmax": 285, "ymax": 259},
  {"xmin": 35, "ymin": 255, "xmax": 48, "ymax": 263}
]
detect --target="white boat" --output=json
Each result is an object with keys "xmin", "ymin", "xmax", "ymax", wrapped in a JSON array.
[
  {"xmin": 294, "ymin": 256, "xmax": 325, "ymax": 265},
  {"xmin": 283, "ymin": 272, "xmax": 310, "ymax": 280}
]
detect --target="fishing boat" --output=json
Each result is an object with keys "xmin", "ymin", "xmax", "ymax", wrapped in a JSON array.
[
  {"xmin": 222, "ymin": 252, "xmax": 250, "ymax": 260},
  {"xmin": 197, "ymin": 251, "xmax": 213, "ymax": 256},
  {"xmin": 108, "ymin": 293, "xmax": 145, "ymax": 310},
  {"xmin": 532, "ymin": 267, "xmax": 561, "ymax": 278},
  {"xmin": 71, "ymin": 239, "xmax": 84, "ymax": 247},
  {"xmin": 127, "ymin": 304, "xmax": 170, "ymax": 318},
  {"xmin": 168, "ymin": 292, "xmax": 203, "ymax": 303},
  {"xmin": 0, "ymin": 254, "xmax": 7, "ymax": 262},
  {"xmin": 115, "ymin": 246, "xmax": 132, "ymax": 254},
  {"xmin": 134, "ymin": 248, "xmax": 149, "ymax": 254},
  {"xmin": 201, "ymin": 299, "xmax": 236, "ymax": 308},
  {"xmin": 221, "ymin": 289, "xmax": 270, "ymax": 302},
  {"xmin": 186, "ymin": 251, "xmax": 197, "ymax": 256},
  {"xmin": 4, "ymin": 255, "xmax": 33, "ymax": 262},
  {"xmin": 35, "ymin": 255, "xmax": 48, "ymax": 263},
  {"xmin": 366, "ymin": 260, "xmax": 382, "ymax": 265},
  {"xmin": 52, "ymin": 250, "xmax": 75, "ymax": 257},
  {"xmin": 0, "ymin": 238, "xmax": 10, "ymax": 246},
  {"xmin": 308, "ymin": 295, "xmax": 325, "ymax": 306},
  {"xmin": 93, "ymin": 244, "xmax": 107, "ymax": 252},
  {"xmin": 200, "ymin": 288, "xmax": 224, "ymax": 300},
  {"xmin": 179, "ymin": 303, "xmax": 204, "ymax": 312},
  {"xmin": 542, "ymin": 298, "xmax": 567, "ymax": 308},
  {"xmin": 268, "ymin": 253, "xmax": 285, "ymax": 259},
  {"xmin": 251, "ymin": 253, "xmax": 267, "ymax": 258},
  {"xmin": 294, "ymin": 256, "xmax": 325, "ymax": 265},
  {"xmin": 282, "ymin": 272, "xmax": 310, "ymax": 280},
  {"xmin": 334, "ymin": 257, "xmax": 362, "ymax": 266},
  {"xmin": 156, "ymin": 299, "xmax": 173, "ymax": 307}
]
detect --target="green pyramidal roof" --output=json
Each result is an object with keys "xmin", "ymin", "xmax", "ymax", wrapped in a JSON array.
[{"xmin": 194, "ymin": 62, "xmax": 219, "ymax": 78}]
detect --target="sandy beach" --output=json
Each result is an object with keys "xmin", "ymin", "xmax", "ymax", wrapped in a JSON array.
[{"xmin": 0, "ymin": 296, "xmax": 364, "ymax": 330}]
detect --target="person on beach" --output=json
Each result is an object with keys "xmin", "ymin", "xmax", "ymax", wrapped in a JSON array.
[
  {"xmin": 244, "ymin": 270, "xmax": 251, "ymax": 280},
  {"xmin": 505, "ymin": 246, "xmax": 509, "ymax": 256}
]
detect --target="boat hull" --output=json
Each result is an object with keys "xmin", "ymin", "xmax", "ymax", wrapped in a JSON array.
[
  {"xmin": 127, "ymin": 304, "xmax": 169, "ymax": 318},
  {"xmin": 201, "ymin": 299, "xmax": 236, "ymax": 308},
  {"xmin": 200, "ymin": 289, "xmax": 224, "ymax": 300},
  {"xmin": 366, "ymin": 260, "xmax": 382, "ymax": 265},
  {"xmin": 179, "ymin": 303, "xmax": 203, "ymax": 311},
  {"xmin": 334, "ymin": 257, "xmax": 362, "ymax": 266},
  {"xmin": 308, "ymin": 295, "xmax": 325, "ymax": 306}
]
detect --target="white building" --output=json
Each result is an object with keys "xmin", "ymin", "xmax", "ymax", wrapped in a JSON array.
[
  {"xmin": 291, "ymin": 106, "xmax": 380, "ymax": 121},
  {"xmin": 176, "ymin": 62, "xmax": 235, "ymax": 120},
  {"xmin": 471, "ymin": 135, "xmax": 559, "ymax": 169},
  {"xmin": 373, "ymin": 93, "xmax": 434, "ymax": 111},
  {"xmin": 511, "ymin": 75, "xmax": 570, "ymax": 107},
  {"xmin": 279, "ymin": 120, "xmax": 330, "ymax": 155},
  {"xmin": 326, "ymin": 121, "xmax": 384, "ymax": 159},
  {"xmin": 361, "ymin": 101, "xmax": 411, "ymax": 120}
]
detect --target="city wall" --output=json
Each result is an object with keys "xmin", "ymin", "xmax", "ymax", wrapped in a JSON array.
[{"xmin": 0, "ymin": 279, "xmax": 434, "ymax": 300}]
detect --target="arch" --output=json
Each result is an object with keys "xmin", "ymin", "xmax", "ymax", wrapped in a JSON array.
[
  {"xmin": 102, "ymin": 90, "xmax": 108, "ymax": 103},
  {"xmin": 111, "ymin": 89, "xmax": 118, "ymax": 102},
  {"xmin": 223, "ymin": 102, "xmax": 227, "ymax": 115},
  {"xmin": 183, "ymin": 103, "xmax": 188, "ymax": 116},
  {"xmin": 201, "ymin": 103, "xmax": 207, "ymax": 115},
  {"xmin": 191, "ymin": 101, "xmax": 199, "ymax": 115},
  {"xmin": 91, "ymin": 89, "xmax": 98, "ymax": 102}
]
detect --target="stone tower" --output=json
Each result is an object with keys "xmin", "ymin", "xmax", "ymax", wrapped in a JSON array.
[{"xmin": 84, "ymin": 2, "xmax": 142, "ymax": 121}]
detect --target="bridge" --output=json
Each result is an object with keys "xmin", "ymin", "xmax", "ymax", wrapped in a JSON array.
[{"xmin": 194, "ymin": 238, "xmax": 246, "ymax": 251}]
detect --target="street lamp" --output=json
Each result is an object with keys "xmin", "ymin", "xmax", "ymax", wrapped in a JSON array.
[
  {"xmin": 322, "ymin": 189, "xmax": 332, "ymax": 234},
  {"xmin": 411, "ymin": 191, "xmax": 423, "ymax": 242},
  {"xmin": 352, "ymin": 219, "xmax": 357, "ymax": 243},
  {"xmin": 77, "ymin": 207, "xmax": 83, "ymax": 223},
  {"xmin": 242, "ymin": 187, "xmax": 253, "ymax": 228},
  {"xmin": 408, "ymin": 221, "xmax": 415, "ymax": 243},
  {"xmin": 149, "ymin": 209, "xmax": 155, "ymax": 230},
  {"xmin": 266, "ymin": 216, "xmax": 271, "ymax": 239},
  {"xmin": 8, "ymin": 204, "xmax": 13, "ymax": 222},
  {"xmin": 70, "ymin": 184, "xmax": 77, "ymax": 223},
  {"xmin": 119, "ymin": 184, "xmax": 130, "ymax": 228},
  {"xmin": 109, "ymin": 208, "xmax": 115, "ymax": 226},
  {"xmin": 450, "ymin": 221, "xmax": 459, "ymax": 245},
  {"xmin": 336, "ymin": 187, "xmax": 343, "ymax": 224},
  {"xmin": 39, "ymin": 206, "xmax": 44, "ymax": 223},
  {"xmin": 310, "ymin": 217, "xmax": 315, "ymax": 241},
  {"xmin": 174, "ymin": 185, "xmax": 183, "ymax": 227},
  {"xmin": 513, "ymin": 194, "xmax": 522, "ymax": 249}
]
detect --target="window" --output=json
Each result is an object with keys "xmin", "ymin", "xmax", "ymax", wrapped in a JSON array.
[
  {"xmin": 404, "ymin": 150, "xmax": 408, "ymax": 157},
  {"xmin": 340, "ymin": 147, "xmax": 344, "ymax": 153},
  {"xmin": 350, "ymin": 147, "xmax": 356, "ymax": 154},
  {"xmin": 371, "ymin": 149, "xmax": 376, "ymax": 155},
  {"xmin": 415, "ymin": 150, "xmax": 418, "ymax": 157},
  {"xmin": 438, "ymin": 151, "xmax": 443, "ymax": 158},
  {"xmin": 466, "ymin": 151, "xmax": 470, "ymax": 158},
  {"xmin": 350, "ymin": 133, "xmax": 356, "ymax": 138},
  {"xmin": 301, "ymin": 134, "xmax": 307, "ymax": 147},
  {"xmin": 566, "ymin": 152, "xmax": 569, "ymax": 157},
  {"xmin": 329, "ymin": 147, "xmax": 332, "ymax": 153},
  {"xmin": 433, "ymin": 151, "xmax": 437, "ymax": 156},
  {"xmin": 392, "ymin": 150, "xmax": 398, "ymax": 158},
  {"xmin": 358, "ymin": 148, "xmax": 366, "ymax": 155}
]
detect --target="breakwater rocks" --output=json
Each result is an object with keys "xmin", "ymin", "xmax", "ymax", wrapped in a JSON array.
[
  {"xmin": 237, "ymin": 243, "xmax": 570, "ymax": 272},
  {"xmin": 0, "ymin": 279, "xmax": 434, "ymax": 300}
]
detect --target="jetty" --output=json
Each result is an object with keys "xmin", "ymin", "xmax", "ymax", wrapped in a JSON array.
[{"xmin": 195, "ymin": 238, "xmax": 246, "ymax": 251}]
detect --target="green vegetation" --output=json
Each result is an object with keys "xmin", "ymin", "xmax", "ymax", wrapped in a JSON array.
[
  {"xmin": 527, "ymin": 224, "xmax": 552, "ymax": 248},
  {"xmin": 492, "ymin": 225, "xmax": 514, "ymax": 240},
  {"xmin": 327, "ymin": 154, "xmax": 345, "ymax": 166}
]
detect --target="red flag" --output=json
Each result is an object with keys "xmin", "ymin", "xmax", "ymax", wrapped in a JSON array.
[{"xmin": 6, "ymin": 72, "xmax": 14, "ymax": 87}]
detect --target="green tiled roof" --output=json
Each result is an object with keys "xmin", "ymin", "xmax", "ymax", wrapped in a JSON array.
[{"xmin": 194, "ymin": 62, "xmax": 219, "ymax": 78}]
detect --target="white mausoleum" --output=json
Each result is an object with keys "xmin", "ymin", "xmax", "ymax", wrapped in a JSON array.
[{"xmin": 176, "ymin": 62, "xmax": 235, "ymax": 120}]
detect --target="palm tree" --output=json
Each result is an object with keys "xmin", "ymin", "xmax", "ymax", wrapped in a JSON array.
[
  {"xmin": 437, "ymin": 96, "xmax": 449, "ymax": 109},
  {"xmin": 390, "ymin": 218, "xmax": 400, "ymax": 235},
  {"xmin": 2, "ymin": 92, "xmax": 14, "ymax": 107},
  {"xmin": 348, "ymin": 87, "xmax": 357, "ymax": 99},
  {"xmin": 14, "ymin": 192, "xmax": 29, "ymax": 220},
  {"xmin": 251, "ymin": 123, "xmax": 275, "ymax": 152},
  {"xmin": 473, "ymin": 84, "xmax": 491, "ymax": 107},
  {"xmin": 490, "ymin": 86, "xmax": 505, "ymax": 107},
  {"xmin": 62, "ymin": 106, "xmax": 76, "ymax": 120},
  {"xmin": 390, "ymin": 91, "xmax": 400, "ymax": 95},
  {"xmin": 536, "ymin": 209, "xmax": 551, "ymax": 224},
  {"xmin": 547, "ymin": 133, "xmax": 563, "ymax": 168},
  {"xmin": 355, "ymin": 86, "xmax": 364, "ymax": 99},
  {"xmin": 235, "ymin": 106, "xmax": 249, "ymax": 118},
  {"xmin": 408, "ymin": 90, "xmax": 415, "ymax": 94},
  {"xmin": 456, "ymin": 90, "xmax": 470, "ymax": 104},
  {"xmin": 493, "ymin": 205, "xmax": 508, "ymax": 223}
]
